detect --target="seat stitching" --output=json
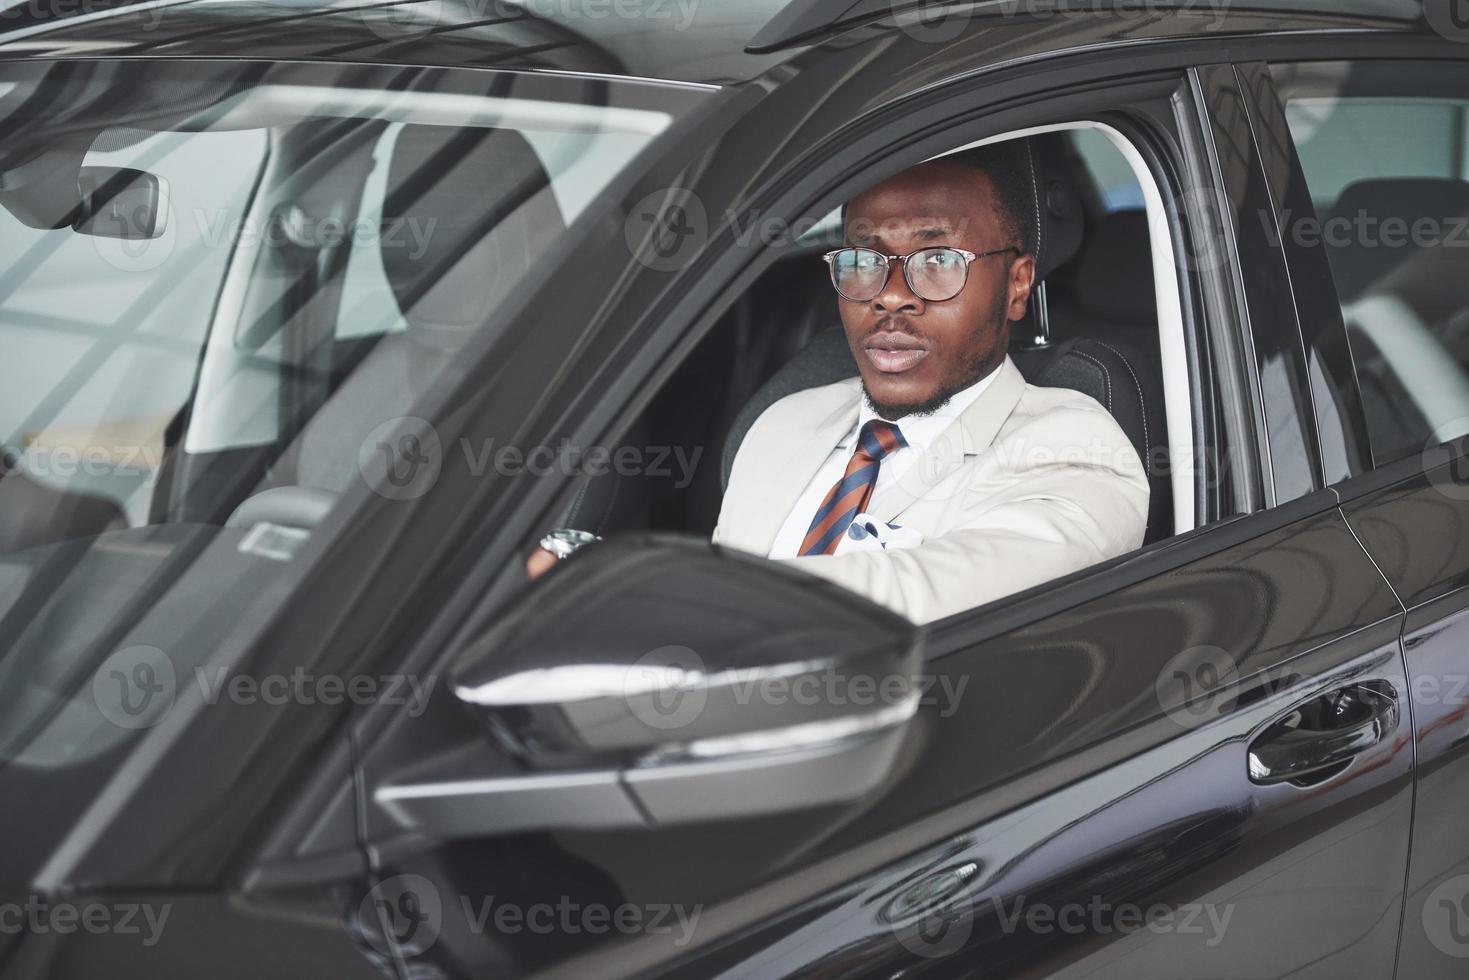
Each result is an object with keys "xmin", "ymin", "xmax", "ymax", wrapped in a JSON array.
[
  {"xmin": 567, "ymin": 474, "xmax": 593, "ymax": 527},
  {"xmin": 1025, "ymin": 138, "xmax": 1043, "ymax": 272},
  {"xmin": 1070, "ymin": 349, "xmax": 1113, "ymax": 412},
  {"xmin": 595, "ymin": 465, "xmax": 622, "ymax": 534},
  {"xmin": 1091, "ymin": 340, "xmax": 1150, "ymax": 460}
]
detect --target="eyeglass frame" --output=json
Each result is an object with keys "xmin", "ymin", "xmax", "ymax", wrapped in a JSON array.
[{"xmin": 821, "ymin": 245, "xmax": 1021, "ymax": 303}]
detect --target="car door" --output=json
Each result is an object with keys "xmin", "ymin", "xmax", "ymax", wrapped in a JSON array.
[
  {"xmin": 1251, "ymin": 49, "xmax": 1469, "ymax": 979},
  {"xmin": 606, "ymin": 67, "xmax": 1411, "ymax": 979},
  {"xmin": 280, "ymin": 46, "xmax": 1417, "ymax": 979}
]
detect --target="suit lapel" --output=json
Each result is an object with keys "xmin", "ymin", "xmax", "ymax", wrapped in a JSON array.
[
  {"xmin": 742, "ymin": 378, "xmax": 862, "ymax": 554},
  {"xmin": 870, "ymin": 358, "xmax": 1027, "ymax": 525}
]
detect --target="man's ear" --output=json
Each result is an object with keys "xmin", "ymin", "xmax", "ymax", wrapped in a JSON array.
[{"xmin": 1005, "ymin": 253, "xmax": 1036, "ymax": 322}]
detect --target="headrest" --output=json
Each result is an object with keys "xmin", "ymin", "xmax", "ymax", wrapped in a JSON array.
[
  {"xmin": 1023, "ymin": 133, "xmax": 1084, "ymax": 283},
  {"xmin": 1326, "ymin": 177, "xmax": 1469, "ymax": 302},
  {"xmin": 381, "ymin": 124, "xmax": 566, "ymax": 345},
  {"xmin": 940, "ymin": 133, "xmax": 1081, "ymax": 282},
  {"xmin": 1075, "ymin": 210, "xmax": 1156, "ymax": 325}
]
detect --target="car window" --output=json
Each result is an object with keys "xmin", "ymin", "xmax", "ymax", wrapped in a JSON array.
[
  {"xmin": 1271, "ymin": 60, "xmax": 1469, "ymax": 468},
  {"xmin": 0, "ymin": 128, "xmax": 268, "ymax": 525},
  {"xmin": 1070, "ymin": 127, "xmax": 1146, "ymax": 211},
  {"xmin": 0, "ymin": 61, "xmax": 698, "ymax": 781},
  {"xmin": 665, "ymin": 122, "xmax": 1189, "ymax": 624}
]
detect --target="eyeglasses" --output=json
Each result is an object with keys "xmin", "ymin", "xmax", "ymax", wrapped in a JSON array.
[{"xmin": 822, "ymin": 245, "xmax": 1020, "ymax": 303}]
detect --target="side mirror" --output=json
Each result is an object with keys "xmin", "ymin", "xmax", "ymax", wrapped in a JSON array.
[{"xmin": 375, "ymin": 535, "xmax": 923, "ymax": 836}]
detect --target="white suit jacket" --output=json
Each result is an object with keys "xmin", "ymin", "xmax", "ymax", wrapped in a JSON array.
[{"xmin": 712, "ymin": 357, "xmax": 1149, "ymax": 624}]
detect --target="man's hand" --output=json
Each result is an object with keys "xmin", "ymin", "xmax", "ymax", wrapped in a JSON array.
[{"xmin": 526, "ymin": 547, "xmax": 558, "ymax": 581}]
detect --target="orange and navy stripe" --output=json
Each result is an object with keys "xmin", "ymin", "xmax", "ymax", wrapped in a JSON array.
[{"xmin": 798, "ymin": 420, "xmax": 907, "ymax": 556}]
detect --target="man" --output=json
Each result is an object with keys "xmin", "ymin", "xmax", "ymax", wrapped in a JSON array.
[{"xmin": 534, "ymin": 141, "xmax": 1148, "ymax": 624}]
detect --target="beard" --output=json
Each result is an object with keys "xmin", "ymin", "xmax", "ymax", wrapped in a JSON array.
[
  {"xmin": 863, "ymin": 298, "xmax": 1010, "ymax": 421},
  {"xmin": 863, "ymin": 383, "xmax": 964, "ymax": 421}
]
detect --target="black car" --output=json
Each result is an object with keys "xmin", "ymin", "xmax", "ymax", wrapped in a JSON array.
[{"xmin": 1, "ymin": 0, "xmax": 1468, "ymax": 976}]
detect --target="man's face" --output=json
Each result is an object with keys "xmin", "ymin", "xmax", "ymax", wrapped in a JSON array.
[{"xmin": 838, "ymin": 161, "xmax": 1035, "ymax": 419}]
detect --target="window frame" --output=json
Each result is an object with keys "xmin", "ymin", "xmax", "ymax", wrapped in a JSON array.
[
  {"xmin": 1256, "ymin": 55, "xmax": 1469, "ymax": 505},
  {"xmin": 941, "ymin": 118, "xmax": 1196, "ymax": 537},
  {"xmin": 335, "ymin": 66, "xmax": 1270, "ymax": 788},
  {"xmin": 521, "ymin": 72, "xmax": 1253, "ymax": 658}
]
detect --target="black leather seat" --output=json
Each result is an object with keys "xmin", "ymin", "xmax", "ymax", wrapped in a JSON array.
[
  {"xmin": 1013, "ymin": 337, "xmax": 1170, "ymax": 541},
  {"xmin": 720, "ymin": 135, "xmax": 1173, "ymax": 544},
  {"xmin": 0, "ymin": 464, "xmax": 126, "ymax": 552},
  {"xmin": 1064, "ymin": 209, "xmax": 1158, "ymax": 341},
  {"xmin": 230, "ymin": 124, "xmax": 647, "ymax": 535}
]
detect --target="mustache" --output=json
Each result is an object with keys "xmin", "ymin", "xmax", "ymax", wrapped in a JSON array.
[{"xmin": 863, "ymin": 318, "xmax": 929, "ymax": 344}]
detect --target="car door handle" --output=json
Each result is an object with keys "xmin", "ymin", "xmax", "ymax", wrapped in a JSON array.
[{"xmin": 1247, "ymin": 681, "xmax": 1398, "ymax": 786}]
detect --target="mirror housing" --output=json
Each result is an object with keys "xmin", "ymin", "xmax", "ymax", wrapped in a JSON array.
[
  {"xmin": 73, "ymin": 167, "xmax": 168, "ymax": 240},
  {"xmin": 375, "ymin": 535, "xmax": 923, "ymax": 835}
]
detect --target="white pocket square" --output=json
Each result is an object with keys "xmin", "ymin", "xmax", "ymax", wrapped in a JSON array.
[{"xmin": 833, "ymin": 513, "xmax": 925, "ymax": 555}]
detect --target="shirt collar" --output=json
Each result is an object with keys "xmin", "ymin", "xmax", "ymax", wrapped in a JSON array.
[{"xmin": 846, "ymin": 361, "xmax": 1002, "ymax": 453}]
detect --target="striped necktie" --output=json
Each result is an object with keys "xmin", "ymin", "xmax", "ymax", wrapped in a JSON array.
[{"xmin": 798, "ymin": 419, "xmax": 908, "ymax": 557}]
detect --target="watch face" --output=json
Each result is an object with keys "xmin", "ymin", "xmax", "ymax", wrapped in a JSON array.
[{"xmin": 543, "ymin": 529, "xmax": 598, "ymax": 558}]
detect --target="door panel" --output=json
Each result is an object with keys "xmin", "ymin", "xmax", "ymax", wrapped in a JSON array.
[
  {"xmin": 1339, "ymin": 454, "xmax": 1469, "ymax": 978},
  {"xmin": 521, "ymin": 501, "xmax": 1410, "ymax": 979},
  {"xmin": 1249, "ymin": 52, "xmax": 1469, "ymax": 980},
  {"xmin": 670, "ymin": 640, "xmax": 1407, "ymax": 979},
  {"xmin": 1340, "ymin": 457, "xmax": 1469, "ymax": 612}
]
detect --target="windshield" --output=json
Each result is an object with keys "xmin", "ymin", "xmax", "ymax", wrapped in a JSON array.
[{"xmin": 0, "ymin": 58, "xmax": 699, "ymax": 897}]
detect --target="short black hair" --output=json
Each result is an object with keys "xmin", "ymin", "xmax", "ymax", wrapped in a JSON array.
[
  {"xmin": 943, "ymin": 139, "xmax": 1034, "ymax": 256},
  {"xmin": 839, "ymin": 139, "xmax": 1035, "ymax": 255}
]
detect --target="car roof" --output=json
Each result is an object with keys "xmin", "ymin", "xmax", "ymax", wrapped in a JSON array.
[{"xmin": 0, "ymin": 0, "xmax": 1432, "ymax": 87}]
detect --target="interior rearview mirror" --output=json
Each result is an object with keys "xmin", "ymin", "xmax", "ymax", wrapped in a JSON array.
[
  {"xmin": 73, "ymin": 166, "xmax": 168, "ymax": 240},
  {"xmin": 374, "ymin": 535, "xmax": 924, "ymax": 837}
]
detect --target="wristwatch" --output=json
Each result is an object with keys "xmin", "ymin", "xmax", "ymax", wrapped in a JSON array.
[{"xmin": 539, "ymin": 528, "xmax": 601, "ymax": 560}]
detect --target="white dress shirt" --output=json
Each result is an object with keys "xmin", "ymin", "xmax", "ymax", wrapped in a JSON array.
[{"xmin": 766, "ymin": 366, "xmax": 1000, "ymax": 559}]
